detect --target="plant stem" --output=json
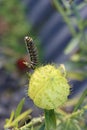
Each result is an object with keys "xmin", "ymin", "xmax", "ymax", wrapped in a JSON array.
[
  {"xmin": 71, "ymin": 1, "xmax": 83, "ymax": 32},
  {"xmin": 19, "ymin": 116, "xmax": 44, "ymax": 130},
  {"xmin": 52, "ymin": 0, "xmax": 76, "ymax": 37},
  {"xmin": 44, "ymin": 109, "xmax": 56, "ymax": 130}
]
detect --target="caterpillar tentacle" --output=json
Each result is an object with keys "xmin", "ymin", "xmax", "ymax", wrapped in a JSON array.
[{"xmin": 24, "ymin": 36, "xmax": 38, "ymax": 70}]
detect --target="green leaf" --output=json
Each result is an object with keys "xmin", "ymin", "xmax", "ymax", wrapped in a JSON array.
[
  {"xmin": 4, "ymin": 109, "xmax": 32, "ymax": 128},
  {"xmin": 71, "ymin": 119, "xmax": 82, "ymax": 130},
  {"xmin": 30, "ymin": 126, "xmax": 34, "ymax": 130},
  {"xmin": 14, "ymin": 98, "xmax": 25, "ymax": 127},
  {"xmin": 15, "ymin": 98, "xmax": 25, "ymax": 119},
  {"xmin": 9, "ymin": 111, "xmax": 15, "ymax": 123},
  {"xmin": 39, "ymin": 123, "xmax": 45, "ymax": 130},
  {"xmin": 4, "ymin": 111, "xmax": 15, "ymax": 128},
  {"xmin": 57, "ymin": 119, "xmax": 82, "ymax": 130},
  {"xmin": 44, "ymin": 109, "xmax": 56, "ymax": 130},
  {"xmin": 64, "ymin": 34, "xmax": 81, "ymax": 54},
  {"xmin": 74, "ymin": 88, "xmax": 87, "ymax": 112}
]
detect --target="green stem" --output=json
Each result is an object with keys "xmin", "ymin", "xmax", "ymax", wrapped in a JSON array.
[
  {"xmin": 71, "ymin": 1, "xmax": 83, "ymax": 32},
  {"xmin": 52, "ymin": 0, "xmax": 76, "ymax": 37},
  {"xmin": 44, "ymin": 109, "xmax": 56, "ymax": 130},
  {"xmin": 64, "ymin": 105, "xmax": 87, "ymax": 120},
  {"xmin": 64, "ymin": 119, "xmax": 70, "ymax": 130},
  {"xmin": 74, "ymin": 88, "xmax": 87, "ymax": 112},
  {"xmin": 19, "ymin": 116, "xmax": 44, "ymax": 130}
]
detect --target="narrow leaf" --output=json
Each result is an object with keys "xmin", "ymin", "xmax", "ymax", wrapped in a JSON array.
[
  {"xmin": 4, "ymin": 109, "xmax": 32, "ymax": 128},
  {"xmin": 15, "ymin": 98, "xmax": 25, "ymax": 118},
  {"xmin": 74, "ymin": 88, "xmax": 87, "ymax": 112},
  {"xmin": 64, "ymin": 34, "xmax": 81, "ymax": 54},
  {"xmin": 4, "ymin": 111, "xmax": 14, "ymax": 128}
]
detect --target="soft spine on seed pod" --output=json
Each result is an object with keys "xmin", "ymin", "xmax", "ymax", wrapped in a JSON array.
[{"xmin": 28, "ymin": 64, "xmax": 70, "ymax": 110}]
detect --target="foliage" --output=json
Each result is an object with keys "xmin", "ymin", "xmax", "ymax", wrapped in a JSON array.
[
  {"xmin": 4, "ymin": 98, "xmax": 32, "ymax": 129},
  {"xmin": 3, "ymin": 0, "xmax": 87, "ymax": 130},
  {"xmin": 52, "ymin": 0, "xmax": 87, "ymax": 80},
  {"xmin": 0, "ymin": 0, "xmax": 42, "ymax": 71},
  {"xmin": 0, "ymin": 0, "xmax": 30, "ymax": 55},
  {"xmin": 4, "ymin": 89, "xmax": 87, "ymax": 130}
]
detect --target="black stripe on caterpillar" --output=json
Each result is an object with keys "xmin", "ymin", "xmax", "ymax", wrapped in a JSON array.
[{"xmin": 24, "ymin": 36, "xmax": 38, "ymax": 70}]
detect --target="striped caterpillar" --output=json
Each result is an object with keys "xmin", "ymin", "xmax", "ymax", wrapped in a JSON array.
[{"xmin": 24, "ymin": 36, "xmax": 38, "ymax": 70}]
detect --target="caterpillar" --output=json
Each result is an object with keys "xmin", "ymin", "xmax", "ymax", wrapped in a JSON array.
[{"xmin": 24, "ymin": 36, "xmax": 38, "ymax": 70}]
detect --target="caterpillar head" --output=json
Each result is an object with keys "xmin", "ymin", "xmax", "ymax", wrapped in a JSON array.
[{"xmin": 24, "ymin": 36, "xmax": 33, "ymax": 43}]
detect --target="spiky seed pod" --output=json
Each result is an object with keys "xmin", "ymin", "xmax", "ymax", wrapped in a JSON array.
[
  {"xmin": 24, "ymin": 36, "xmax": 38, "ymax": 69},
  {"xmin": 28, "ymin": 64, "xmax": 70, "ymax": 110}
]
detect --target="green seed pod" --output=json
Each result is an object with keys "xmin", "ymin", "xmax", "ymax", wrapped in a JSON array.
[{"xmin": 28, "ymin": 65, "xmax": 70, "ymax": 110}]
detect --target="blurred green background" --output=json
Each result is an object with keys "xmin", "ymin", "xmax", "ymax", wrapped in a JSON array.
[{"xmin": 0, "ymin": 0, "xmax": 87, "ymax": 129}]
